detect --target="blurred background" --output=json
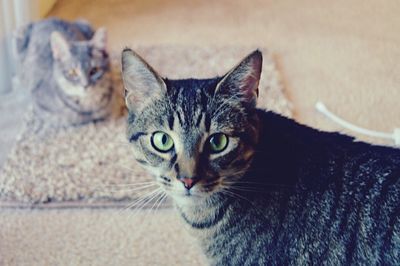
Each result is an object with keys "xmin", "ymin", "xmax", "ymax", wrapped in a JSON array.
[
  {"xmin": 1, "ymin": 0, "xmax": 399, "ymax": 138},
  {"xmin": 0, "ymin": 0, "xmax": 56, "ymax": 93}
]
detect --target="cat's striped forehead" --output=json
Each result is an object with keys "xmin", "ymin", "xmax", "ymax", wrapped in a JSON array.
[
  {"xmin": 128, "ymin": 77, "xmax": 249, "ymax": 139},
  {"xmin": 66, "ymin": 44, "xmax": 109, "ymax": 71},
  {"xmin": 165, "ymin": 78, "xmax": 218, "ymax": 131}
]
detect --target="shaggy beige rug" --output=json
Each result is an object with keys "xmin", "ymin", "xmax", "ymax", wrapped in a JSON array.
[{"xmin": 0, "ymin": 46, "xmax": 292, "ymax": 206}]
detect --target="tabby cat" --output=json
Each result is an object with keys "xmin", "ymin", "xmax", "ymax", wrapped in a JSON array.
[
  {"xmin": 13, "ymin": 18, "xmax": 113, "ymax": 128},
  {"xmin": 121, "ymin": 48, "xmax": 400, "ymax": 265}
]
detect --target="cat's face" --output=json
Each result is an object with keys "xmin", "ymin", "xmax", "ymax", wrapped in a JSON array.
[
  {"xmin": 122, "ymin": 49, "xmax": 262, "ymax": 205},
  {"xmin": 50, "ymin": 29, "xmax": 112, "ymax": 112}
]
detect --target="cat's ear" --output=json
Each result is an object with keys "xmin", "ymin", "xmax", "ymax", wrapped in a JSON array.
[
  {"xmin": 121, "ymin": 48, "xmax": 166, "ymax": 112},
  {"xmin": 50, "ymin": 31, "xmax": 71, "ymax": 61},
  {"xmin": 91, "ymin": 27, "xmax": 107, "ymax": 50},
  {"xmin": 215, "ymin": 50, "xmax": 262, "ymax": 108}
]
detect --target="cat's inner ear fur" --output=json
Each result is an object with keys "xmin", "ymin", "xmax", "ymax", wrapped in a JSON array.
[
  {"xmin": 50, "ymin": 31, "xmax": 71, "ymax": 61},
  {"xmin": 91, "ymin": 27, "xmax": 107, "ymax": 50},
  {"xmin": 121, "ymin": 48, "xmax": 166, "ymax": 113},
  {"xmin": 215, "ymin": 50, "xmax": 262, "ymax": 107}
]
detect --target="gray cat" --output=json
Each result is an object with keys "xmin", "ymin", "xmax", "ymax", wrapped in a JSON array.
[
  {"xmin": 121, "ymin": 48, "xmax": 400, "ymax": 265},
  {"xmin": 13, "ymin": 18, "xmax": 113, "ymax": 128}
]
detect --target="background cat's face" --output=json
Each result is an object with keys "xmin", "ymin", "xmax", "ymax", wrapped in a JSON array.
[
  {"xmin": 122, "ymin": 49, "xmax": 262, "ymax": 205},
  {"xmin": 51, "ymin": 29, "xmax": 112, "ymax": 112}
]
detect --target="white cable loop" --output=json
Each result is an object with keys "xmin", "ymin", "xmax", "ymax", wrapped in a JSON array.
[{"xmin": 315, "ymin": 101, "xmax": 400, "ymax": 146}]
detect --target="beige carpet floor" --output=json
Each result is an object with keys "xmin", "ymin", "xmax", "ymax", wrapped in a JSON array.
[
  {"xmin": 0, "ymin": 208, "xmax": 207, "ymax": 265},
  {"xmin": 1, "ymin": 0, "xmax": 400, "ymax": 265}
]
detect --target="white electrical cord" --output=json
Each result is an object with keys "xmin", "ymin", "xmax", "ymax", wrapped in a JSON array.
[{"xmin": 315, "ymin": 101, "xmax": 400, "ymax": 146}]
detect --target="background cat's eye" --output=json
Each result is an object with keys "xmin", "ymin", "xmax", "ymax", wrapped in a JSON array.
[
  {"xmin": 89, "ymin": 67, "xmax": 104, "ymax": 80},
  {"xmin": 68, "ymin": 68, "xmax": 78, "ymax": 78},
  {"xmin": 151, "ymin": 131, "xmax": 174, "ymax": 152},
  {"xmin": 209, "ymin": 133, "xmax": 229, "ymax": 153},
  {"xmin": 89, "ymin": 67, "xmax": 101, "ymax": 78}
]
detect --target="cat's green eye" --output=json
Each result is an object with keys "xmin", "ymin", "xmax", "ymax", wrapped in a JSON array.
[
  {"xmin": 151, "ymin": 131, "xmax": 174, "ymax": 152},
  {"xmin": 209, "ymin": 133, "xmax": 229, "ymax": 153}
]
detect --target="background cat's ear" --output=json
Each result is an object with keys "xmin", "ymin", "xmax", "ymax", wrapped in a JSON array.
[
  {"xmin": 91, "ymin": 27, "xmax": 107, "ymax": 50},
  {"xmin": 215, "ymin": 50, "xmax": 262, "ymax": 107},
  {"xmin": 121, "ymin": 48, "xmax": 166, "ymax": 112},
  {"xmin": 50, "ymin": 31, "xmax": 71, "ymax": 61}
]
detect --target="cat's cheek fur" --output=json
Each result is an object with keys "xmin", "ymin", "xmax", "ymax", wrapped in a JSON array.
[
  {"xmin": 53, "ymin": 67, "xmax": 85, "ymax": 96},
  {"xmin": 56, "ymin": 73, "xmax": 113, "ymax": 111}
]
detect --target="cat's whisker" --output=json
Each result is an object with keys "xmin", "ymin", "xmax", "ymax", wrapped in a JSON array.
[
  {"xmin": 105, "ymin": 191, "xmax": 158, "ymax": 239},
  {"xmin": 226, "ymin": 185, "xmax": 244, "ymax": 194},
  {"xmin": 218, "ymin": 173, "xmax": 245, "ymax": 178},
  {"xmin": 222, "ymin": 181, "xmax": 292, "ymax": 193},
  {"xmin": 227, "ymin": 186, "xmax": 268, "ymax": 194},
  {"xmin": 119, "ymin": 190, "xmax": 160, "ymax": 213},
  {"xmin": 118, "ymin": 191, "xmax": 167, "ymax": 251},
  {"xmin": 155, "ymin": 193, "xmax": 167, "ymax": 211},
  {"xmin": 118, "ymin": 188, "xmax": 162, "ymax": 215},
  {"xmin": 126, "ymin": 193, "xmax": 164, "ymax": 222},
  {"xmin": 218, "ymin": 170, "xmax": 249, "ymax": 178},
  {"xmin": 224, "ymin": 181, "xmax": 289, "ymax": 188},
  {"xmin": 219, "ymin": 189, "xmax": 252, "ymax": 206},
  {"xmin": 99, "ymin": 183, "xmax": 158, "ymax": 193},
  {"xmin": 147, "ymin": 192, "xmax": 166, "ymax": 216},
  {"xmin": 124, "ymin": 189, "xmax": 164, "ymax": 221},
  {"xmin": 155, "ymin": 192, "xmax": 167, "ymax": 207},
  {"xmin": 220, "ymin": 186, "xmax": 267, "ymax": 215},
  {"xmin": 234, "ymin": 180, "xmax": 271, "ymax": 185},
  {"xmin": 99, "ymin": 180, "xmax": 156, "ymax": 187},
  {"xmin": 93, "ymin": 181, "xmax": 157, "ymax": 192},
  {"xmin": 131, "ymin": 193, "xmax": 161, "ymax": 217}
]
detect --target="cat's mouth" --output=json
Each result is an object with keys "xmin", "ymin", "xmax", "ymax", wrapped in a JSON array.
[
  {"xmin": 156, "ymin": 175, "xmax": 222, "ymax": 204},
  {"xmin": 184, "ymin": 190, "xmax": 193, "ymax": 196},
  {"xmin": 171, "ymin": 190, "xmax": 205, "ymax": 206},
  {"xmin": 163, "ymin": 183, "xmax": 217, "ymax": 204},
  {"xmin": 173, "ymin": 187, "xmax": 203, "ymax": 198}
]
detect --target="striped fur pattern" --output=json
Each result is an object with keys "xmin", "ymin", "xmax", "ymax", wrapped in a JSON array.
[
  {"xmin": 122, "ymin": 49, "xmax": 400, "ymax": 265},
  {"xmin": 14, "ymin": 18, "xmax": 113, "ymax": 127}
]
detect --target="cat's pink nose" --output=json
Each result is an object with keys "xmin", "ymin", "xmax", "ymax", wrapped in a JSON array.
[{"xmin": 180, "ymin": 178, "xmax": 197, "ymax": 190}]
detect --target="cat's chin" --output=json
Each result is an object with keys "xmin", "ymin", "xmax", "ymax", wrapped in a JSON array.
[{"xmin": 169, "ymin": 192, "xmax": 209, "ymax": 207}]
